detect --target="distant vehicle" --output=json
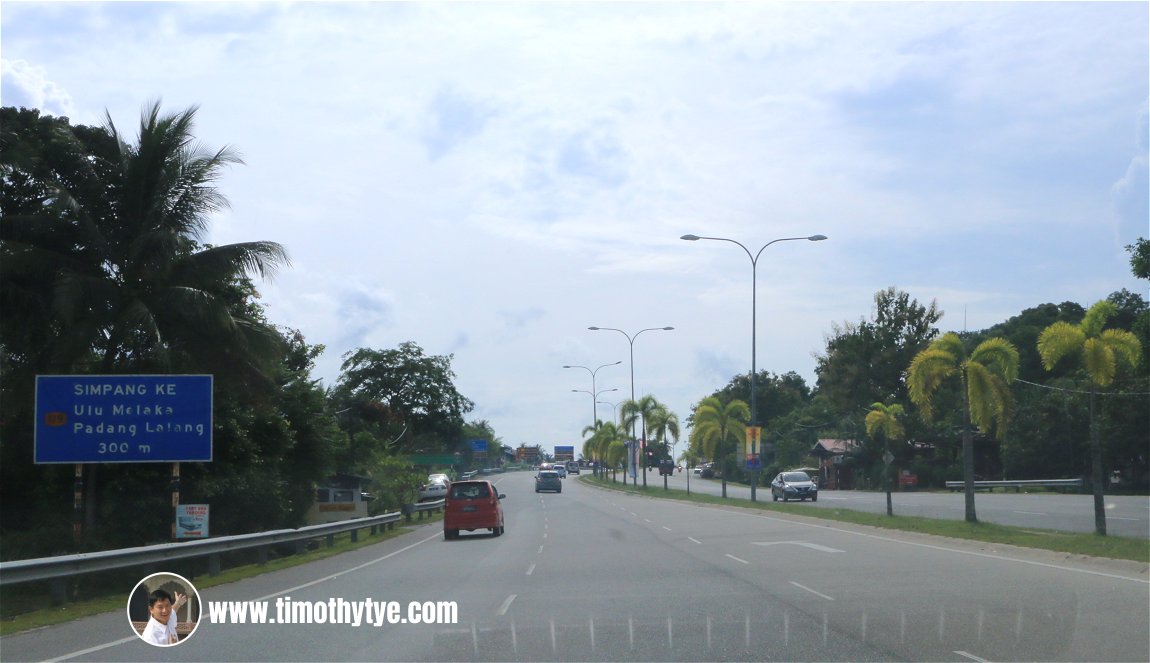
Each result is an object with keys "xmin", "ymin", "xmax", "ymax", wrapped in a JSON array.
[
  {"xmin": 444, "ymin": 480, "xmax": 505, "ymax": 539},
  {"xmin": 535, "ymin": 470, "xmax": 562, "ymax": 493},
  {"xmin": 565, "ymin": 461, "xmax": 580, "ymax": 475},
  {"xmin": 771, "ymin": 471, "xmax": 818, "ymax": 502},
  {"xmin": 419, "ymin": 476, "xmax": 450, "ymax": 501},
  {"xmin": 554, "ymin": 464, "xmax": 568, "ymax": 478},
  {"xmin": 658, "ymin": 459, "xmax": 675, "ymax": 476},
  {"xmin": 699, "ymin": 463, "xmax": 715, "ymax": 479}
]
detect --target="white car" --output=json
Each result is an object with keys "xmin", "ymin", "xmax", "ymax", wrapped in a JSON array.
[
  {"xmin": 566, "ymin": 461, "xmax": 580, "ymax": 475},
  {"xmin": 554, "ymin": 465, "xmax": 568, "ymax": 478},
  {"xmin": 419, "ymin": 476, "xmax": 450, "ymax": 501}
]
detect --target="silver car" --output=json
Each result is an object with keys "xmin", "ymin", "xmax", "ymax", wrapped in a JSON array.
[{"xmin": 771, "ymin": 471, "xmax": 818, "ymax": 502}]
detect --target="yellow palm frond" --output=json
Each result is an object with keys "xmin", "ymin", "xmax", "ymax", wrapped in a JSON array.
[
  {"xmin": 1037, "ymin": 321, "xmax": 1084, "ymax": 371},
  {"xmin": 970, "ymin": 337, "xmax": 1020, "ymax": 382},
  {"xmin": 907, "ymin": 348, "xmax": 958, "ymax": 420}
]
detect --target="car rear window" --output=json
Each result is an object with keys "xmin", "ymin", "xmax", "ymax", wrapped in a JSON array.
[
  {"xmin": 450, "ymin": 482, "xmax": 491, "ymax": 499},
  {"xmin": 783, "ymin": 472, "xmax": 812, "ymax": 482},
  {"xmin": 539, "ymin": 471, "xmax": 559, "ymax": 478}
]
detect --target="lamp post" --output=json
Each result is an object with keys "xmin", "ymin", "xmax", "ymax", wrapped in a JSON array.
[
  {"xmin": 596, "ymin": 401, "xmax": 619, "ymax": 425},
  {"xmin": 680, "ymin": 233, "xmax": 827, "ymax": 501},
  {"xmin": 588, "ymin": 326, "xmax": 675, "ymax": 487},
  {"xmin": 563, "ymin": 361, "xmax": 621, "ymax": 430}
]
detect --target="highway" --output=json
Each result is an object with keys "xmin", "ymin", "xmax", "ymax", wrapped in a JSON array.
[
  {"xmin": 640, "ymin": 469, "xmax": 1150, "ymax": 538},
  {"xmin": 3, "ymin": 471, "xmax": 1148, "ymax": 662}
]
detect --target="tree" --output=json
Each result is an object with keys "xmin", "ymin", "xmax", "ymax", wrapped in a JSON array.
[
  {"xmin": 646, "ymin": 405, "xmax": 681, "ymax": 467},
  {"xmin": 690, "ymin": 396, "xmax": 749, "ymax": 498},
  {"xmin": 620, "ymin": 395, "xmax": 665, "ymax": 486},
  {"xmin": 865, "ymin": 402, "xmax": 905, "ymax": 516},
  {"xmin": 2, "ymin": 103, "xmax": 292, "ymax": 541},
  {"xmin": 1126, "ymin": 237, "xmax": 1149, "ymax": 280},
  {"xmin": 816, "ymin": 287, "xmax": 942, "ymax": 413},
  {"xmin": 1037, "ymin": 300, "xmax": 1142, "ymax": 535},
  {"xmin": 908, "ymin": 333, "xmax": 1019, "ymax": 522},
  {"xmin": 333, "ymin": 342, "xmax": 474, "ymax": 456}
]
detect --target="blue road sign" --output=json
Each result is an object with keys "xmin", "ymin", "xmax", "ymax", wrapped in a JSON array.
[{"xmin": 35, "ymin": 375, "xmax": 213, "ymax": 463}]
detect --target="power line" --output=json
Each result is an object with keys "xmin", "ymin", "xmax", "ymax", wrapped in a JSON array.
[{"xmin": 1016, "ymin": 374, "xmax": 1150, "ymax": 395}]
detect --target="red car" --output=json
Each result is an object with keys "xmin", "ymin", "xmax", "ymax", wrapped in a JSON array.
[{"xmin": 444, "ymin": 480, "xmax": 505, "ymax": 539}]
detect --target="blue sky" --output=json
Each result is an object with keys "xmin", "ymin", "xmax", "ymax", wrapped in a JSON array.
[{"xmin": 3, "ymin": 2, "xmax": 1146, "ymax": 452}]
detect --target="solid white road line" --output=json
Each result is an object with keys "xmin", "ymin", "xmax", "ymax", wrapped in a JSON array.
[
  {"xmin": 687, "ymin": 537, "xmax": 702, "ymax": 544},
  {"xmin": 790, "ymin": 581, "xmax": 835, "ymax": 601},
  {"xmin": 498, "ymin": 594, "xmax": 516, "ymax": 616},
  {"xmin": 725, "ymin": 554, "xmax": 749, "ymax": 564}
]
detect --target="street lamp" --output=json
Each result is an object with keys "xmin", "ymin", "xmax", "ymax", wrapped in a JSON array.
[
  {"xmin": 563, "ymin": 361, "xmax": 621, "ymax": 429},
  {"xmin": 588, "ymin": 326, "xmax": 675, "ymax": 487},
  {"xmin": 680, "ymin": 233, "xmax": 827, "ymax": 501},
  {"xmin": 596, "ymin": 401, "xmax": 619, "ymax": 425}
]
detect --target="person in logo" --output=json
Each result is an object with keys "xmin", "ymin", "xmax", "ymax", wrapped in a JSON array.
[{"xmin": 141, "ymin": 588, "xmax": 187, "ymax": 646}]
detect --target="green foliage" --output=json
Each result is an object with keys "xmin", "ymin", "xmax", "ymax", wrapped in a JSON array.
[
  {"xmin": 1126, "ymin": 237, "xmax": 1150, "ymax": 280},
  {"xmin": 332, "ymin": 342, "xmax": 474, "ymax": 456}
]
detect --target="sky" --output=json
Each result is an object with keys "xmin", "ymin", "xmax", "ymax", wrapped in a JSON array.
[{"xmin": 3, "ymin": 1, "xmax": 1147, "ymax": 454}]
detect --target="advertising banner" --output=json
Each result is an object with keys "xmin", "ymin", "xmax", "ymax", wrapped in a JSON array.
[{"xmin": 175, "ymin": 504, "xmax": 209, "ymax": 539}]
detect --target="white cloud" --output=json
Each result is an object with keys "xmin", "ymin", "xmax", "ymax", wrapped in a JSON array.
[{"xmin": 0, "ymin": 58, "xmax": 75, "ymax": 117}]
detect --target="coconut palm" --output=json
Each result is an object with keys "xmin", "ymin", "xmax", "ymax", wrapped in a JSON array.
[
  {"xmin": 75, "ymin": 103, "xmax": 290, "ymax": 377},
  {"xmin": 646, "ymin": 405, "xmax": 680, "ymax": 464},
  {"xmin": 908, "ymin": 333, "xmax": 1019, "ymax": 523},
  {"xmin": 620, "ymin": 395, "xmax": 665, "ymax": 486},
  {"xmin": 1038, "ymin": 300, "xmax": 1142, "ymax": 535},
  {"xmin": 865, "ymin": 401, "xmax": 905, "ymax": 516},
  {"xmin": 690, "ymin": 396, "xmax": 749, "ymax": 498}
]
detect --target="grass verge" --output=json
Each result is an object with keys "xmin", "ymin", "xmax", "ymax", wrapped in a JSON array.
[
  {"xmin": 0, "ymin": 513, "xmax": 442, "ymax": 637},
  {"xmin": 580, "ymin": 475, "xmax": 1149, "ymax": 564}
]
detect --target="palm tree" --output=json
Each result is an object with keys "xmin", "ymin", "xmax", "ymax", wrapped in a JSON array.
[
  {"xmin": 646, "ymin": 405, "xmax": 681, "ymax": 469},
  {"xmin": 908, "ymin": 333, "xmax": 1019, "ymax": 523},
  {"xmin": 690, "ymin": 396, "xmax": 749, "ymax": 498},
  {"xmin": 583, "ymin": 420, "xmax": 624, "ymax": 479},
  {"xmin": 1038, "ymin": 300, "xmax": 1142, "ymax": 536},
  {"xmin": 865, "ymin": 401, "xmax": 905, "ymax": 516},
  {"xmin": 9, "ymin": 102, "xmax": 290, "ymax": 532},
  {"xmin": 620, "ymin": 395, "xmax": 664, "ymax": 487}
]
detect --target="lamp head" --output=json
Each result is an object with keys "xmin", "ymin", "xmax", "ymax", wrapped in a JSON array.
[
  {"xmin": 680, "ymin": 234, "xmax": 700, "ymax": 241},
  {"xmin": 808, "ymin": 234, "xmax": 828, "ymax": 241},
  {"xmin": 662, "ymin": 326, "xmax": 674, "ymax": 330},
  {"xmin": 588, "ymin": 326, "xmax": 600, "ymax": 330}
]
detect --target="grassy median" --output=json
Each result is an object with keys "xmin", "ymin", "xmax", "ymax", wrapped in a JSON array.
[{"xmin": 580, "ymin": 474, "xmax": 1149, "ymax": 564}]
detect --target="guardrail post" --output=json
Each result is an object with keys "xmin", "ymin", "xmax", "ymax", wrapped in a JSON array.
[
  {"xmin": 325, "ymin": 534, "xmax": 335, "ymax": 548},
  {"xmin": 402, "ymin": 503, "xmax": 414, "ymax": 523},
  {"xmin": 50, "ymin": 578, "xmax": 68, "ymax": 605},
  {"xmin": 295, "ymin": 540, "xmax": 306, "ymax": 555},
  {"xmin": 351, "ymin": 528, "xmax": 358, "ymax": 543},
  {"xmin": 258, "ymin": 546, "xmax": 268, "ymax": 566},
  {"xmin": 209, "ymin": 553, "xmax": 221, "ymax": 576}
]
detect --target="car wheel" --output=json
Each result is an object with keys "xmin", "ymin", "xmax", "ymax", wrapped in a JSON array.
[
  {"xmin": 557, "ymin": 487, "xmax": 562, "ymax": 493},
  {"xmin": 782, "ymin": 495, "xmax": 788, "ymax": 502},
  {"xmin": 445, "ymin": 529, "xmax": 457, "ymax": 540},
  {"xmin": 772, "ymin": 491, "xmax": 778, "ymax": 502},
  {"xmin": 811, "ymin": 494, "xmax": 818, "ymax": 502}
]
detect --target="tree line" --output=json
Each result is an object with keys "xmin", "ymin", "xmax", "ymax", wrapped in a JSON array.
[{"xmin": 0, "ymin": 105, "xmax": 492, "ymax": 559}]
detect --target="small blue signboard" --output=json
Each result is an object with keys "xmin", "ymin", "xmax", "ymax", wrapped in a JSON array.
[
  {"xmin": 745, "ymin": 454, "xmax": 762, "ymax": 471},
  {"xmin": 470, "ymin": 439, "xmax": 488, "ymax": 457},
  {"xmin": 35, "ymin": 375, "xmax": 213, "ymax": 464}
]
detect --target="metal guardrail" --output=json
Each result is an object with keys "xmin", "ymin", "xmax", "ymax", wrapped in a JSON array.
[
  {"xmin": 944, "ymin": 479, "xmax": 1083, "ymax": 492},
  {"xmin": 0, "ymin": 500, "xmax": 445, "ymax": 590}
]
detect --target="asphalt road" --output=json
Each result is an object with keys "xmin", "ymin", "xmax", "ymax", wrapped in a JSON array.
[
  {"xmin": 631, "ymin": 468, "xmax": 1150, "ymax": 538},
  {"xmin": 3, "ymin": 472, "xmax": 1148, "ymax": 662}
]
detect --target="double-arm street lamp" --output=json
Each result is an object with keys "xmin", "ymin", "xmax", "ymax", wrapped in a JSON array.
[
  {"xmin": 588, "ymin": 326, "xmax": 675, "ymax": 487},
  {"xmin": 680, "ymin": 233, "xmax": 827, "ymax": 501},
  {"xmin": 563, "ymin": 361, "xmax": 621, "ymax": 430}
]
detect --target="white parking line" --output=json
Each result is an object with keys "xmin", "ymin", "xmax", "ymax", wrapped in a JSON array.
[
  {"xmin": 687, "ymin": 537, "xmax": 702, "ymax": 545},
  {"xmin": 790, "ymin": 581, "xmax": 835, "ymax": 601},
  {"xmin": 725, "ymin": 554, "xmax": 749, "ymax": 564},
  {"xmin": 955, "ymin": 650, "xmax": 989, "ymax": 662},
  {"xmin": 526, "ymin": 563, "xmax": 536, "ymax": 576},
  {"xmin": 662, "ymin": 526, "xmax": 672, "ymax": 531}
]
